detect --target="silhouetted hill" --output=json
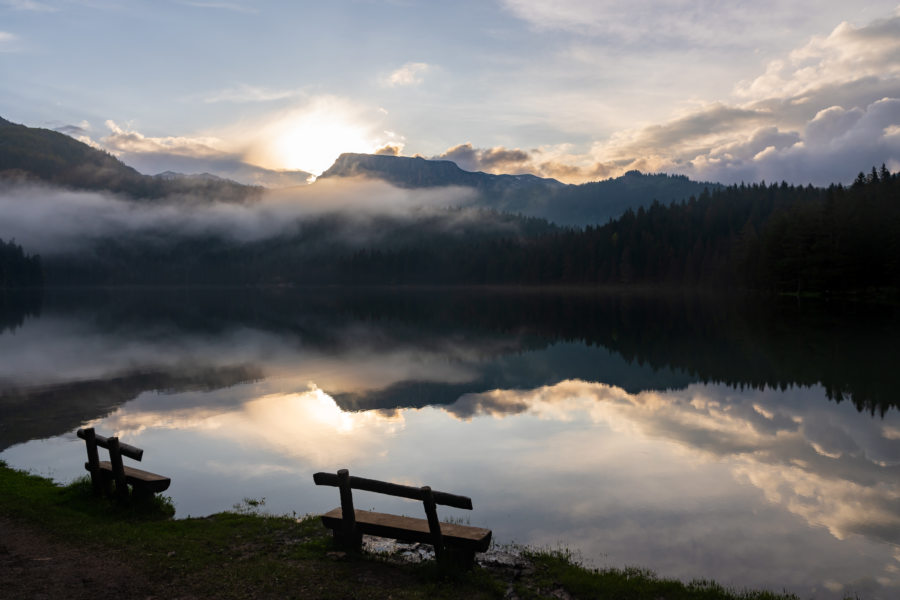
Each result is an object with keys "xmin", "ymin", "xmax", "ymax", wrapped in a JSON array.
[
  {"xmin": 0, "ymin": 117, "xmax": 261, "ymax": 202},
  {"xmin": 319, "ymin": 153, "xmax": 719, "ymax": 226}
]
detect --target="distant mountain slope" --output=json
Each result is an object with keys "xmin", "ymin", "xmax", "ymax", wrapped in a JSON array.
[
  {"xmin": 0, "ymin": 117, "xmax": 261, "ymax": 202},
  {"xmin": 320, "ymin": 152, "xmax": 720, "ymax": 226}
]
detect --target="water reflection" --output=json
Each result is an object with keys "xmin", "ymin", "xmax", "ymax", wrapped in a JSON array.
[
  {"xmin": 1, "ymin": 288, "xmax": 899, "ymax": 599},
  {"xmin": 449, "ymin": 381, "xmax": 900, "ymax": 544}
]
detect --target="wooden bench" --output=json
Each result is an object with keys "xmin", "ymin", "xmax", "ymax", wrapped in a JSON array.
[
  {"xmin": 313, "ymin": 469, "xmax": 491, "ymax": 567},
  {"xmin": 76, "ymin": 427, "xmax": 170, "ymax": 503}
]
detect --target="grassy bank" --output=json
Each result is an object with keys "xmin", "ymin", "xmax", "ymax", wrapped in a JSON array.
[{"xmin": 0, "ymin": 462, "xmax": 799, "ymax": 600}]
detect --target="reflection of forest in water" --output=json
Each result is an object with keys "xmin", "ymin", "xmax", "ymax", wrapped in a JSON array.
[{"xmin": 1, "ymin": 286, "xmax": 897, "ymax": 450}]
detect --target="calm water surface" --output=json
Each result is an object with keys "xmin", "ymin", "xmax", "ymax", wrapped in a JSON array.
[{"xmin": 1, "ymin": 288, "xmax": 898, "ymax": 599}]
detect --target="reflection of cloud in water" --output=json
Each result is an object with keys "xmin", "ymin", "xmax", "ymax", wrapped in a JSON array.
[
  {"xmin": 0, "ymin": 317, "xmax": 479, "ymax": 397},
  {"xmin": 447, "ymin": 380, "xmax": 900, "ymax": 544},
  {"xmin": 98, "ymin": 386, "xmax": 406, "ymax": 466}
]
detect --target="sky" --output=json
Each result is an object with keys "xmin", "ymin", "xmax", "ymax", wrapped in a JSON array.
[{"xmin": 1, "ymin": 0, "xmax": 899, "ymax": 186}]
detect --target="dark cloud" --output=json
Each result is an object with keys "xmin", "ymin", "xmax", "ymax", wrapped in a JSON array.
[
  {"xmin": 479, "ymin": 146, "xmax": 530, "ymax": 168},
  {"xmin": 435, "ymin": 142, "xmax": 532, "ymax": 173}
]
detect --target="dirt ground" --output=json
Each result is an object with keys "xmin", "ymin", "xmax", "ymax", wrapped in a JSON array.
[{"xmin": 0, "ymin": 517, "xmax": 180, "ymax": 600}]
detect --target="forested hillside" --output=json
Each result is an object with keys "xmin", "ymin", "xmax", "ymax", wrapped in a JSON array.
[
  {"xmin": 11, "ymin": 155, "xmax": 899, "ymax": 297},
  {"xmin": 0, "ymin": 117, "xmax": 260, "ymax": 202},
  {"xmin": 340, "ymin": 166, "xmax": 899, "ymax": 295}
]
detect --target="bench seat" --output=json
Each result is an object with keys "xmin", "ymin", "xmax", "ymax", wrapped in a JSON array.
[
  {"xmin": 321, "ymin": 507, "xmax": 492, "ymax": 552},
  {"xmin": 96, "ymin": 461, "xmax": 171, "ymax": 493}
]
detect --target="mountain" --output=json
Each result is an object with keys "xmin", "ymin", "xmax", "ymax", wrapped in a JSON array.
[
  {"xmin": 321, "ymin": 152, "xmax": 566, "ymax": 190},
  {"xmin": 319, "ymin": 152, "xmax": 720, "ymax": 226},
  {"xmin": 0, "ymin": 117, "xmax": 261, "ymax": 202}
]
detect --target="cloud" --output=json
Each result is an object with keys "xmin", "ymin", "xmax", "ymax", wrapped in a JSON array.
[
  {"xmin": 180, "ymin": 1, "xmax": 258, "ymax": 14},
  {"xmin": 102, "ymin": 120, "xmax": 224, "ymax": 158},
  {"xmin": 66, "ymin": 97, "xmax": 390, "ymax": 185},
  {"xmin": 435, "ymin": 142, "xmax": 531, "ymax": 173},
  {"xmin": 0, "ymin": 178, "xmax": 475, "ymax": 255},
  {"xmin": 54, "ymin": 121, "xmax": 106, "ymax": 150},
  {"xmin": 0, "ymin": 31, "xmax": 18, "ymax": 51},
  {"xmin": 201, "ymin": 84, "xmax": 302, "ymax": 104},
  {"xmin": 736, "ymin": 14, "xmax": 900, "ymax": 101},
  {"xmin": 497, "ymin": 10, "xmax": 900, "ymax": 185},
  {"xmin": 3, "ymin": 0, "xmax": 56, "ymax": 11},
  {"xmin": 374, "ymin": 144, "xmax": 401, "ymax": 156},
  {"xmin": 433, "ymin": 142, "xmax": 621, "ymax": 182},
  {"xmin": 386, "ymin": 62, "xmax": 430, "ymax": 87},
  {"xmin": 499, "ymin": 1, "xmax": 898, "ymax": 50},
  {"xmin": 93, "ymin": 121, "xmax": 314, "ymax": 186}
]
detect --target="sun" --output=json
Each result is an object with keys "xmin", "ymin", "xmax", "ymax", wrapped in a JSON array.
[{"xmin": 254, "ymin": 103, "xmax": 378, "ymax": 176}]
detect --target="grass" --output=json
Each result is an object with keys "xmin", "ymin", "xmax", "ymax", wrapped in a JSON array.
[
  {"xmin": 518, "ymin": 547, "xmax": 799, "ymax": 600},
  {"xmin": 0, "ymin": 461, "xmax": 804, "ymax": 599}
]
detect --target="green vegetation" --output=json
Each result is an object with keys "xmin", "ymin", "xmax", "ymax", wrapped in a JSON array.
[{"xmin": 1, "ymin": 462, "xmax": 802, "ymax": 599}]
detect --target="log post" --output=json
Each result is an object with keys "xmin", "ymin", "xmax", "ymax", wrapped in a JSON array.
[
  {"xmin": 107, "ymin": 436, "xmax": 129, "ymax": 503},
  {"xmin": 80, "ymin": 428, "xmax": 102, "ymax": 495},
  {"xmin": 337, "ymin": 469, "xmax": 361, "ymax": 550},
  {"xmin": 422, "ymin": 486, "xmax": 444, "ymax": 561}
]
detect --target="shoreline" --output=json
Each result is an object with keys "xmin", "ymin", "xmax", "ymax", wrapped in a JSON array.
[{"xmin": 1, "ymin": 462, "xmax": 801, "ymax": 600}]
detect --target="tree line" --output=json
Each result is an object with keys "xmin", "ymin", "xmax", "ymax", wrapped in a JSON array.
[
  {"xmin": 339, "ymin": 165, "xmax": 899, "ymax": 295},
  {"xmin": 30, "ymin": 165, "xmax": 900, "ymax": 297},
  {"xmin": 0, "ymin": 237, "xmax": 42, "ymax": 289}
]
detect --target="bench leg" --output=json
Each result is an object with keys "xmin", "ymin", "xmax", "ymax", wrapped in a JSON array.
[
  {"xmin": 441, "ymin": 547, "xmax": 476, "ymax": 570},
  {"xmin": 332, "ymin": 529, "xmax": 363, "ymax": 552},
  {"xmin": 132, "ymin": 486, "xmax": 153, "ymax": 502}
]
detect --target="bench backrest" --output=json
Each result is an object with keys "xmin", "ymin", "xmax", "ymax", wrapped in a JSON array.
[
  {"xmin": 313, "ymin": 471, "xmax": 473, "ymax": 509},
  {"xmin": 313, "ymin": 468, "xmax": 473, "ymax": 558},
  {"xmin": 77, "ymin": 427, "xmax": 144, "ymax": 502},
  {"xmin": 77, "ymin": 428, "xmax": 144, "ymax": 461}
]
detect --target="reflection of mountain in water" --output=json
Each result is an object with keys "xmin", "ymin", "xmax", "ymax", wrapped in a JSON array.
[
  {"xmin": 14, "ymin": 287, "xmax": 900, "ymax": 416},
  {"xmin": 0, "ymin": 364, "xmax": 262, "ymax": 451},
  {"xmin": 333, "ymin": 342, "xmax": 695, "ymax": 412}
]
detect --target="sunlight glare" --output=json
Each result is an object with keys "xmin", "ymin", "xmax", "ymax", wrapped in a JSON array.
[{"xmin": 251, "ymin": 102, "xmax": 378, "ymax": 176}]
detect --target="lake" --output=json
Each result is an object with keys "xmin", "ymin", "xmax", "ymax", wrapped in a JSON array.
[{"xmin": 1, "ymin": 287, "xmax": 898, "ymax": 599}]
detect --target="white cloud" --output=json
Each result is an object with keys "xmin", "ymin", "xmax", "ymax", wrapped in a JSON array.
[
  {"xmin": 500, "ymin": 1, "xmax": 898, "ymax": 49},
  {"xmin": 735, "ymin": 14, "xmax": 900, "ymax": 101},
  {"xmin": 102, "ymin": 120, "xmax": 224, "ymax": 157},
  {"xmin": 180, "ymin": 1, "xmax": 258, "ymax": 14},
  {"xmin": 386, "ymin": 62, "xmax": 430, "ymax": 87},
  {"xmin": 3, "ymin": 0, "xmax": 56, "ymax": 11},
  {"xmin": 504, "ymin": 10, "xmax": 900, "ymax": 185},
  {"xmin": 0, "ymin": 31, "xmax": 18, "ymax": 51},
  {"xmin": 201, "ymin": 84, "xmax": 303, "ymax": 104}
]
